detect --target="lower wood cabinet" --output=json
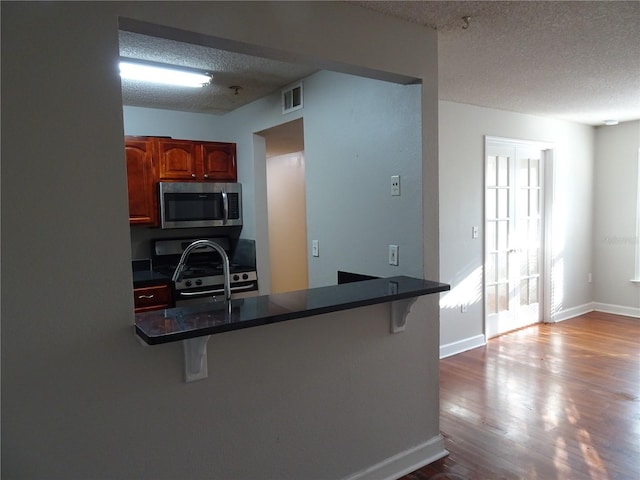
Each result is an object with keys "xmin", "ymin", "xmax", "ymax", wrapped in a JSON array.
[{"xmin": 133, "ymin": 284, "xmax": 172, "ymax": 313}]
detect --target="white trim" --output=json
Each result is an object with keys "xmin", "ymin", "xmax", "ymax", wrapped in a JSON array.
[
  {"xmin": 542, "ymin": 149, "xmax": 555, "ymax": 325},
  {"xmin": 635, "ymin": 151, "xmax": 640, "ymax": 280},
  {"xmin": 341, "ymin": 435, "xmax": 447, "ymax": 480},
  {"xmin": 547, "ymin": 302, "xmax": 595, "ymax": 323},
  {"xmin": 440, "ymin": 334, "xmax": 486, "ymax": 359},
  {"xmin": 594, "ymin": 302, "xmax": 640, "ymax": 318},
  {"xmin": 484, "ymin": 136, "xmax": 554, "ymax": 150}
]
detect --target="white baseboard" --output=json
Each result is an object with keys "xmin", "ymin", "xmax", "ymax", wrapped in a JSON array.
[
  {"xmin": 440, "ymin": 334, "xmax": 486, "ymax": 359},
  {"xmin": 549, "ymin": 302, "xmax": 640, "ymax": 322},
  {"xmin": 594, "ymin": 302, "xmax": 640, "ymax": 318},
  {"xmin": 342, "ymin": 435, "xmax": 448, "ymax": 480},
  {"xmin": 548, "ymin": 302, "xmax": 595, "ymax": 323}
]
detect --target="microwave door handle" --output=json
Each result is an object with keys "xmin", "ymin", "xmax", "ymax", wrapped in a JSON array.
[{"xmin": 221, "ymin": 187, "xmax": 228, "ymax": 225}]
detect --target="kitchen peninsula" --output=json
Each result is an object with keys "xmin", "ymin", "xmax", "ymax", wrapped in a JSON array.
[{"xmin": 135, "ymin": 276, "xmax": 449, "ymax": 345}]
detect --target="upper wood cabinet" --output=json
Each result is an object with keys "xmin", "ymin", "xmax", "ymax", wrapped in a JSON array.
[
  {"xmin": 157, "ymin": 138, "xmax": 237, "ymax": 182},
  {"xmin": 125, "ymin": 137, "xmax": 158, "ymax": 226},
  {"xmin": 156, "ymin": 139, "xmax": 200, "ymax": 181},
  {"xmin": 201, "ymin": 142, "xmax": 237, "ymax": 181}
]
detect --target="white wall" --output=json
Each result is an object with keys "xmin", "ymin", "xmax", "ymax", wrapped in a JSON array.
[
  {"xmin": 593, "ymin": 120, "xmax": 640, "ymax": 315},
  {"xmin": 439, "ymin": 100, "xmax": 595, "ymax": 354},
  {"xmin": 1, "ymin": 2, "xmax": 441, "ymax": 479}
]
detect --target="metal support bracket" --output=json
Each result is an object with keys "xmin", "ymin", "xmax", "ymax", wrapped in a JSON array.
[
  {"xmin": 183, "ymin": 335, "xmax": 211, "ymax": 382},
  {"xmin": 390, "ymin": 297, "xmax": 417, "ymax": 333}
]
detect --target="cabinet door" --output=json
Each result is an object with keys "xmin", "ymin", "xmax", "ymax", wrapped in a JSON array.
[
  {"xmin": 200, "ymin": 142, "xmax": 237, "ymax": 181},
  {"xmin": 125, "ymin": 138, "xmax": 157, "ymax": 225},
  {"xmin": 157, "ymin": 139, "xmax": 199, "ymax": 180}
]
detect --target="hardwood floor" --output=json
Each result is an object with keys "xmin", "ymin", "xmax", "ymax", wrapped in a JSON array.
[{"xmin": 402, "ymin": 312, "xmax": 639, "ymax": 480}]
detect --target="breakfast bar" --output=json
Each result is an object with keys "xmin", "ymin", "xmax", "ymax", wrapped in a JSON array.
[{"xmin": 135, "ymin": 275, "xmax": 450, "ymax": 345}]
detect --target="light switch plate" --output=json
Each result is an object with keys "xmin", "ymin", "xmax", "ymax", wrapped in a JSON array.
[
  {"xmin": 312, "ymin": 240, "xmax": 319, "ymax": 257},
  {"xmin": 388, "ymin": 244, "xmax": 399, "ymax": 266}
]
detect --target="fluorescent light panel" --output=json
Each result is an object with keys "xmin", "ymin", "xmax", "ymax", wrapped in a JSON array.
[{"xmin": 119, "ymin": 60, "xmax": 211, "ymax": 88}]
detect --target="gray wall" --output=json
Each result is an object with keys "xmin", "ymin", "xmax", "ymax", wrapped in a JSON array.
[
  {"xmin": 593, "ymin": 120, "xmax": 640, "ymax": 314},
  {"xmin": 302, "ymin": 71, "xmax": 423, "ymax": 286},
  {"xmin": 1, "ymin": 2, "xmax": 441, "ymax": 479},
  {"xmin": 439, "ymin": 100, "xmax": 595, "ymax": 354}
]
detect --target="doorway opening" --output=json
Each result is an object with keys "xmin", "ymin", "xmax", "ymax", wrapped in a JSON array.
[
  {"xmin": 484, "ymin": 137, "xmax": 554, "ymax": 338},
  {"xmin": 257, "ymin": 118, "xmax": 308, "ymax": 294}
]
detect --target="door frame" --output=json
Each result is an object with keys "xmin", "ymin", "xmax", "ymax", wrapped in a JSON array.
[{"xmin": 484, "ymin": 136, "xmax": 555, "ymax": 338}]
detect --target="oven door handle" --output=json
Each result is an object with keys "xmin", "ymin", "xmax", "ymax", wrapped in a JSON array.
[
  {"xmin": 221, "ymin": 187, "xmax": 228, "ymax": 225},
  {"xmin": 177, "ymin": 284, "xmax": 256, "ymax": 297}
]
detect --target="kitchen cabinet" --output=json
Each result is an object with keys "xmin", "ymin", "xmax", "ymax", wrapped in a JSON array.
[
  {"xmin": 133, "ymin": 284, "xmax": 172, "ymax": 313},
  {"xmin": 156, "ymin": 138, "xmax": 199, "ymax": 181},
  {"xmin": 157, "ymin": 138, "xmax": 237, "ymax": 182},
  {"xmin": 200, "ymin": 142, "xmax": 237, "ymax": 181},
  {"xmin": 125, "ymin": 137, "xmax": 158, "ymax": 226}
]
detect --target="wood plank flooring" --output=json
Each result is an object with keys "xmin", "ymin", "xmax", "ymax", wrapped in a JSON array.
[{"xmin": 402, "ymin": 312, "xmax": 640, "ymax": 480}]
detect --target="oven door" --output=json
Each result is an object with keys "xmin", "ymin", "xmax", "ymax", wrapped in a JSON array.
[
  {"xmin": 159, "ymin": 182, "xmax": 242, "ymax": 229},
  {"xmin": 174, "ymin": 281, "xmax": 258, "ymax": 307}
]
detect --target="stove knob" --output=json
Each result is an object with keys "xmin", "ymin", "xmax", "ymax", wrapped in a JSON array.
[
  {"xmin": 195, "ymin": 279, "xmax": 203, "ymax": 286},
  {"xmin": 242, "ymin": 273, "xmax": 249, "ymax": 280},
  {"xmin": 185, "ymin": 280, "xmax": 192, "ymax": 287},
  {"xmin": 233, "ymin": 274, "xmax": 240, "ymax": 281}
]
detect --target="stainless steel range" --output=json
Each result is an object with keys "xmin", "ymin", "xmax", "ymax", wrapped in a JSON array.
[{"xmin": 152, "ymin": 237, "xmax": 258, "ymax": 307}]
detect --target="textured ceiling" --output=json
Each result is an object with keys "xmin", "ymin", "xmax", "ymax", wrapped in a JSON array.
[
  {"xmin": 119, "ymin": 31, "xmax": 318, "ymax": 115},
  {"xmin": 355, "ymin": 0, "xmax": 640, "ymax": 125},
  {"xmin": 119, "ymin": 1, "xmax": 640, "ymax": 125}
]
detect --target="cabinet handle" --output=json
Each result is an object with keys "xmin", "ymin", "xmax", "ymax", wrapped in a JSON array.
[
  {"xmin": 138, "ymin": 294, "xmax": 155, "ymax": 299},
  {"xmin": 191, "ymin": 173, "xmax": 196, "ymax": 178},
  {"xmin": 203, "ymin": 174, "xmax": 209, "ymax": 178}
]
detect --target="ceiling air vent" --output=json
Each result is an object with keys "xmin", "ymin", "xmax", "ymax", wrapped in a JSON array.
[{"xmin": 282, "ymin": 82, "xmax": 303, "ymax": 114}]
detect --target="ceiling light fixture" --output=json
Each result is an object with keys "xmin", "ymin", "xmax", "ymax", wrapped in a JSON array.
[
  {"xmin": 603, "ymin": 119, "xmax": 619, "ymax": 126},
  {"xmin": 119, "ymin": 60, "xmax": 212, "ymax": 88}
]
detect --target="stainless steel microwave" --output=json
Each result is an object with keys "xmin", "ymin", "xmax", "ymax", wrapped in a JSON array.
[{"xmin": 158, "ymin": 182, "xmax": 242, "ymax": 229}]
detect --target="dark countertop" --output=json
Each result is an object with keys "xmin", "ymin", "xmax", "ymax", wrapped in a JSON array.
[
  {"xmin": 135, "ymin": 275, "xmax": 450, "ymax": 345},
  {"xmin": 132, "ymin": 270, "xmax": 171, "ymax": 287}
]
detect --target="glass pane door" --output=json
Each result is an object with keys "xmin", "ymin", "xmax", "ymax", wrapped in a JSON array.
[{"xmin": 485, "ymin": 140, "xmax": 543, "ymax": 338}]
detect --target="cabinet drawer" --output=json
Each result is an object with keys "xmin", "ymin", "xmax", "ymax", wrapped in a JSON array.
[{"xmin": 134, "ymin": 284, "xmax": 172, "ymax": 312}]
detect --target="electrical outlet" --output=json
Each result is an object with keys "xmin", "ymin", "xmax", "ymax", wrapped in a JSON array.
[
  {"xmin": 388, "ymin": 244, "xmax": 399, "ymax": 266},
  {"xmin": 461, "ymin": 304, "xmax": 468, "ymax": 313},
  {"xmin": 391, "ymin": 175, "xmax": 400, "ymax": 196},
  {"xmin": 472, "ymin": 226, "xmax": 479, "ymax": 239},
  {"xmin": 312, "ymin": 240, "xmax": 319, "ymax": 257}
]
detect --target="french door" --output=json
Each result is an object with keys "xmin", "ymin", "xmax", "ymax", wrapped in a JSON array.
[{"xmin": 485, "ymin": 138, "xmax": 547, "ymax": 338}]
